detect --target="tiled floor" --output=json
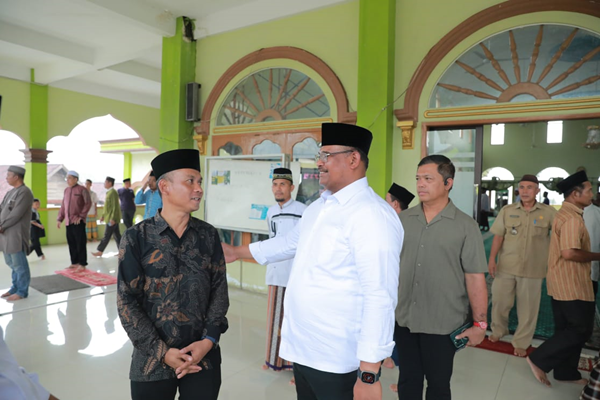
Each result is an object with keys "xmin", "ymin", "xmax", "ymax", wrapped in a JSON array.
[{"xmin": 0, "ymin": 242, "xmax": 591, "ymax": 399}]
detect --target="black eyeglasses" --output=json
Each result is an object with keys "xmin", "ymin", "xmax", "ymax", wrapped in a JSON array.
[{"xmin": 315, "ymin": 150, "xmax": 354, "ymax": 163}]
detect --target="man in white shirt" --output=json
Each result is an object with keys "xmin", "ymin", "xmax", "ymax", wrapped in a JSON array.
[
  {"xmin": 223, "ymin": 122, "xmax": 403, "ymax": 400},
  {"xmin": 263, "ymin": 168, "xmax": 306, "ymax": 373},
  {"xmin": 584, "ymin": 193, "xmax": 600, "ymax": 296}
]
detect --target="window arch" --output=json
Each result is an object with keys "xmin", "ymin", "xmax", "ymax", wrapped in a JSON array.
[
  {"xmin": 431, "ymin": 24, "xmax": 600, "ymax": 108},
  {"xmin": 537, "ymin": 167, "xmax": 569, "ymax": 206}
]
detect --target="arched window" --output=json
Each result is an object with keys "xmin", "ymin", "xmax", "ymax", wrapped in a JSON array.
[
  {"xmin": 431, "ymin": 24, "xmax": 600, "ymax": 108},
  {"xmin": 252, "ymin": 139, "xmax": 281, "ymax": 155},
  {"xmin": 217, "ymin": 68, "xmax": 330, "ymax": 126}
]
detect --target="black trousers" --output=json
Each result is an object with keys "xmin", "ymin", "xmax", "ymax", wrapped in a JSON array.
[
  {"xmin": 122, "ymin": 209, "xmax": 135, "ymax": 228},
  {"xmin": 529, "ymin": 299, "xmax": 595, "ymax": 381},
  {"xmin": 293, "ymin": 363, "xmax": 356, "ymax": 400},
  {"xmin": 66, "ymin": 223, "xmax": 87, "ymax": 266},
  {"xmin": 30, "ymin": 232, "xmax": 43, "ymax": 257},
  {"xmin": 97, "ymin": 223, "xmax": 121, "ymax": 252},
  {"xmin": 130, "ymin": 365, "xmax": 221, "ymax": 400},
  {"xmin": 396, "ymin": 325, "xmax": 456, "ymax": 400}
]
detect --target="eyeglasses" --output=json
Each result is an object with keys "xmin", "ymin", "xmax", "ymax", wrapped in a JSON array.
[{"xmin": 315, "ymin": 150, "xmax": 354, "ymax": 163}]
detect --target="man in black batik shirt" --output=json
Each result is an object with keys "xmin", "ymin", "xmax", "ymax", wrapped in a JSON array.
[{"xmin": 117, "ymin": 149, "xmax": 229, "ymax": 400}]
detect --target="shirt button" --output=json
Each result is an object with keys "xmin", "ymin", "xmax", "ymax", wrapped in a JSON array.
[
  {"xmin": 417, "ymin": 263, "xmax": 421, "ymax": 267},
  {"xmin": 421, "ymin": 245, "xmax": 424, "ymax": 248},
  {"xmin": 413, "ymin": 301, "xmax": 417, "ymax": 305}
]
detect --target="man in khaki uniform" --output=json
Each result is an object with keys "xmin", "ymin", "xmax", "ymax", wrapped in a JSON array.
[{"xmin": 488, "ymin": 174, "xmax": 556, "ymax": 356}]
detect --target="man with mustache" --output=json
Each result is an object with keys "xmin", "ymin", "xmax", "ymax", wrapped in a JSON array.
[{"xmin": 223, "ymin": 122, "xmax": 403, "ymax": 400}]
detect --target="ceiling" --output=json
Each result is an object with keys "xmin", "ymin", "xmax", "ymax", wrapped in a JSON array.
[{"xmin": 0, "ymin": 0, "xmax": 348, "ymax": 108}]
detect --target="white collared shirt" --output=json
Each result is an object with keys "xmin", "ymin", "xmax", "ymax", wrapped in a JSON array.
[
  {"xmin": 250, "ymin": 177, "xmax": 403, "ymax": 373},
  {"xmin": 265, "ymin": 199, "xmax": 306, "ymax": 287},
  {"xmin": 584, "ymin": 204, "xmax": 600, "ymax": 281}
]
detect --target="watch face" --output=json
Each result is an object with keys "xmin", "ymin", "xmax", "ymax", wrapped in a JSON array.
[{"xmin": 361, "ymin": 372, "xmax": 376, "ymax": 384}]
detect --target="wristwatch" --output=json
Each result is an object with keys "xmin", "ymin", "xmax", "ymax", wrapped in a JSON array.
[
  {"xmin": 357, "ymin": 368, "xmax": 381, "ymax": 384},
  {"xmin": 473, "ymin": 321, "xmax": 488, "ymax": 330}
]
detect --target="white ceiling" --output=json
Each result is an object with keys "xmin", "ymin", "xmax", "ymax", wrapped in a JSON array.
[{"xmin": 0, "ymin": 0, "xmax": 349, "ymax": 108}]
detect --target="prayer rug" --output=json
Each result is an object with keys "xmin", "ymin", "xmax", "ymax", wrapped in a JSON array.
[
  {"xmin": 55, "ymin": 268, "xmax": 117, "ymax": 287},
  {"xmin": 30, "ymin": 274, "xmax": 89, "ymax": 295},
  {"xmin": 476, "ymin": 337, "xmax": 593, "ymax": 371}
]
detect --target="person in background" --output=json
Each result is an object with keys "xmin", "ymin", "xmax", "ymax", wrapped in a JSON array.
[
  {"xmin": 543, "ymin": 191, "xmax": 551, "ymax": 205},
  {"xmin": 92, "ymin": 176, "xmax": 121, "ymax": 258},
  {"xmin": 0, "ymin": 166, "xmax": 34, "ymax": 301},
  {"xmin": 488, "ymin": 175, "xmax": 556, "ymax": 357},
  {"xmin": 57, "ymin": 171, "xmax": 91, "ymax": 270},
  {"xmin": 118, "ymin": 178, "xmax": 136, "ymax": 228},
  {"xmin": 528, "ymin": 171, "xmax": 600, "ymax": 387},
  {"xmin": 383, "ymin": 182, "xmax": 414, "ymax": 394},
  {"xmin": 29, "ymin": 198, "xmax": 45, "ymax": 260},
  {"xmin": 262, "ymin": 168, "xmax": 306, "ymax": 374},
  {"xmin": 480, "ymin": 188, "xmax": 491, "ymax": 231},
  {"xmin": 584, "ymin": 192, "xmax": 600, "ymax": 296},
  {"xmin": 84, "ymin": 179, "xmax": 99, "ymax": 242},
  {"xmin": 135, "ymin": 171, "xmax": 162, "ymax": 219}
]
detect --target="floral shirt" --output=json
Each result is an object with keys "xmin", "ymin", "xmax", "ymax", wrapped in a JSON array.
[{"xmin": 117, "ymin": 211, "xmax": 229, "ymax": 382}]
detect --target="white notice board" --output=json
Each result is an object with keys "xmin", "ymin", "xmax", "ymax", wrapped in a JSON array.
[{"xmin": 205, "ymin": 155, "xmax": 301, "ymax": 234}]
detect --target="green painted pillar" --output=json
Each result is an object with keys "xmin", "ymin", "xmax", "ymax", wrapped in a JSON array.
[
  {"xmin": 159, "ymin": 16, "xmax": 196, "ymax": 152},
  {"xmin": 356, "ymin": 0, "xmax": 396, "ymax": 197},
  {"xmin": 123, "ymin": 152, "xmax": 132, "ymax": 179},
  {"xmin": 26, "ymin": 76, "xmax": 50, "ymax": 244}
]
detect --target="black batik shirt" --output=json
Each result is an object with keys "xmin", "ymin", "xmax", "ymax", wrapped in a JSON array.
[{"xmin": 117, "ymin": 211, "xmax": 229, "ymax": 382}]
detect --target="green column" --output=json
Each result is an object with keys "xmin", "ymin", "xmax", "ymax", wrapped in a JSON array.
[
  {"xmin": 159, "ymin": 16, "xmax": 196, "ymax": 153},
  {"xmin": 26, "ymin": 77, "xmax": 50, "ymax": 244},
  {"xmin": 356, "ymin": 0, "xmax": 396, "ymax": 197},
  {"xmin": 123, "ymin": 152, "xmax": 132, "ymax": 179}
]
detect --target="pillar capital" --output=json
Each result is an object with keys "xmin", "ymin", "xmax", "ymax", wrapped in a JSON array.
[{"xmin": 21, "ymin": 148, "xmax": 52, "ymax": 163}]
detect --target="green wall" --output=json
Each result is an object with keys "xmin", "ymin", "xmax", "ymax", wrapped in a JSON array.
[
  {"xmin": 483, "ymin": 120, "xmax": 600, "ymax": 180},
  {"xmin": 0, "ymin": 77, "xmax": 31, "ymax": 141},
  {"xmin": 196, "ymin": 1, "xmax": 359, "ymax": 120}
]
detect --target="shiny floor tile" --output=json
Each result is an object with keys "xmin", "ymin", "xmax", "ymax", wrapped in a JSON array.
[{"xmin": 0, "ymin": 243, "xmax": 591, "ymax": 399}]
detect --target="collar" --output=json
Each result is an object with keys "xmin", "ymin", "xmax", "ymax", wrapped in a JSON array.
[
  {"xmin": 515, "ymin": 200, "xmax": 541, "ymax": 211},
  {"xmin": 405, "ymin": 198, "xmax": 457, "ymax": 223},
  {"xmin": 561, "ymin": 201, "xmax": 584, "ymax": 215},
  {"xmin": 153, "ymin": 210, "xmax": 200, "ymax": 235},
  {"xmin": 279, "ymin": 198, "xmax": 294, "ymax": 209},
  {"xmin": 321, "ymin": 177, "xmax": 368, "ymax": 206}
]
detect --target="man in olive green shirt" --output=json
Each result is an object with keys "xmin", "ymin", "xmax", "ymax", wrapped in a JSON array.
[
  {"xmin": 92, "ymin": 176, "xmax": 121, "ymax": 258},
  {"xmin": 488, "ymin": 174, "xmax": 556, "ymax": 357},
  {"xmin": 395, "ymin": 155, "xmax": 488, "ymax": 400}
]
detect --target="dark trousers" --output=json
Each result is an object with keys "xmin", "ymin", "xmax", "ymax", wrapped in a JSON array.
[
  {"xmin": 30, "ymin": 232, "xmax": 43, "ymax": 257},
  {"xmin": 529, "ymin": 299, "xmax": 595, "ymax": 381},
  {"xmin": 130, "ymin": 365, "xmax": 221, "ymax": 400},
  {"xmin": 396, "ymin": 325, "xmax": 456, "ymax": 400},
  {"xmin": 122, "ymin": 209, "xmax": 135, "ymax": 228},
  {"xmin": 293, "ymin": 363, "xmax": 356, "ymax": 400},
  {"xmin": 97, "ymin": 223, "xmax": 121, "ymax": 252},
  {"xmin": 66, "ymin": 223, "xmax": 87, "ymax": 266}
]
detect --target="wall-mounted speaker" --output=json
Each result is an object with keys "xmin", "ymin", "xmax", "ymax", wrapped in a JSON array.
[{"xmin": 185, "ymin": 82, "xmax": 201, "ymax": 122}]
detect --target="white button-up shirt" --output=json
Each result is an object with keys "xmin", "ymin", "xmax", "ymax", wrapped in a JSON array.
[
  {"xmin": 584, "ymin": 204, "xmax": 600, "ymax": 281},
  {"xmin": 250, "ymin": 177, "xmax": 403, "ymax": 373},
  {"xmin": 266, "ymin": 199, "xmax": 306, "ymax": 287}
]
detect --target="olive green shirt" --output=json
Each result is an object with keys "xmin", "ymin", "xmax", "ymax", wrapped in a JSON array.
[
  {"xmin": 490, "ymin": 201, "xmax": 556, "ymax": 279},
  {"xmin": 395, "ymin": 200, "xmax": 487, "ymax": 335},
  {"xmin": 103, "ymin": 188, "xmax": 122, "ymax": 224}
]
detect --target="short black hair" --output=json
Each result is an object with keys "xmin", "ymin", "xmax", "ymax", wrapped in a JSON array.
[
  {"xmin": 389, "ymin": 193, "xmax": 409, "ymax": 211},
  {"xmin": 564, "ymin": 183, "xmax": 585, "ymax": 199},
  {"xmin": 418, "ymin": 154, "xmax": 455, "ymax": 190},
  {"xmin": 33, "ymin": 198, "xmax": 40, "ymax": 203},
  {"xmin": 86, "ymin": 179, "xmax": 92, "ymax": 184}
]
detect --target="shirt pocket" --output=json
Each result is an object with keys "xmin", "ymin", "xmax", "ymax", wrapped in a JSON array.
[{"xmin": 533, "ymin": 221, "xmax": 550, "ymax": 236}]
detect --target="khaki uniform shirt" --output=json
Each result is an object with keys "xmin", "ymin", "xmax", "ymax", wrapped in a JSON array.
[
  {"xmin": 0, "ymin": 184, "xmax": 34, "ymax": 255},
  {"xmin": 490, "ymin": 201, "xmax": 556, "ymax": 279},
  {"xmin": 395, "ymin": 200, "xmax": 487, "ymax": 335},
  {"xmin": 547, "ymin": 201, "xmax": 594, "ymax": 302}
]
